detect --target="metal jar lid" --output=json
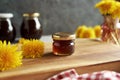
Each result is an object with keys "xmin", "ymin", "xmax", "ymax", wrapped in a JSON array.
[
  {"xmin": 0, "ymin": 13, "xmax": 13, "ymax": 18},
  {"xmin": 23, "ymin": 12, "xmax": 40, "ymax": 17},
  {"xmin": 52, "ymin": 32, "xmax": 75, "ymax": 40}
]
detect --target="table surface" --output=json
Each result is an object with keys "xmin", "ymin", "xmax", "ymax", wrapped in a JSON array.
[{"xmin": 0, "ymin": 38, "xmax": 120, "ymax": 80}]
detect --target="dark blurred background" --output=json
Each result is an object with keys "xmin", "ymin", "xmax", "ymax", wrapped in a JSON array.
[{"xmin": 0, "ymin": 0, "xmax": 102, "ymax": 37}]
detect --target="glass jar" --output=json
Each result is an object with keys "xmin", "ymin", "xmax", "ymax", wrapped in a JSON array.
[
  {"xmin": 101, "ymin": 14, "xmax": 120, "ymax": 45},
  {"xmin": 52, "ymin": 32, "xmax": 75, "ymax": 56},
  {"xmin": 0, "ymin": 13, "xmax": 16, "ymax": 42},
  {"xmin": 20, "ymin": 12, "xmax": 42, "ymax": 39}
]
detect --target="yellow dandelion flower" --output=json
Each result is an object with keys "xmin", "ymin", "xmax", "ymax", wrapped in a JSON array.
[
  {"xmin": 75, "ymin": 25, "xmax": 87, "ymax": 38},
  {"xmin": 22, "ymin": 39, "xmax": 44, "ymax": 58},
  {"xmin": 94, "ymin": 25, "xmax": 102, "ymax": 38},
  {"xmin": 17, "ymin": 38, "xmax": 30, "ymax": 51},
  {"xmin": 102, "ymin": 0, "xmax": 116, "ymax": 1},
  {"xmin": 95, "ymin": 0, "xmax": 116, "ymax": 15},
  {"xmin": 0, "ymin": 41, "xmax": 22, "ymax": 71},
  {"xmin": 18, "ymin": 38, "xmax": 30, "ymax": 44},
  {"xmin": 80, "ymin": 27, "xmax": 96, "ymax": 39},
  {"xmin": 112, "ymin": 2, "xmax": 120, "ymax": 18}
]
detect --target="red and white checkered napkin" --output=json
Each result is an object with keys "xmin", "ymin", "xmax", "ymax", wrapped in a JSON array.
[
  {"xmin": 47, "ymin": 69, "xmax": 120, "ymax": 80},
  {"xmin": 47, "ymin": 69, "xmax": 79, "ymax": 80},
  {"xmin": 77, "ymin": 70, "xmax": 120, "ymax": 80}
]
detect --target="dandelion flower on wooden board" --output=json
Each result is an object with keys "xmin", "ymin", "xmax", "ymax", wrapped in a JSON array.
[
  {"xmin": 21, "ymin": 39, "xmax": 44, "ymax": 58},
  {"xmin": 0, "ymin": 41, "xmax": 22, "ymax": 71},
  {"xmin": 75, "ymin": 25, "xmax": 87, "ymax": 38},
  {"xmin": 18, "ymin": 38, "xmax": 30, "ymax": 44},
  {"xmin": 80, "ymin": 27, "xmax": 96, "ymax": 39},
  {"xmin": 94, "ymin": 25, "xmax": 102, "ymax": 38}
]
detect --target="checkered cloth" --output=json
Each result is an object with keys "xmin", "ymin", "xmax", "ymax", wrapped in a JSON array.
[
  {"xmin": 47, "ymin": 69, "xmax": 120, "ymax": 80},
  {"xmin": 78, "ymin": 70, "xmax": 120, "ymax": 80},
  {"xmin": 47, "ymin": 69, "xmax": 78, "ymax": 80}
]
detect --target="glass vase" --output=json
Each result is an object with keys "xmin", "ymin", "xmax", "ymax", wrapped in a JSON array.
[{"xmin": 101, "ymin": 15, "xmax": 120, "ymax": 45}]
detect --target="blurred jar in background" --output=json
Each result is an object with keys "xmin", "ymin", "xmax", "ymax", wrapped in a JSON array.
[
  {"xmin": 0, "ymin": 13, "xmax": 16, "ymax": 42},
  {"xmin": 20, "ymin": 12, "xmax": 42, "ymax": 39}
]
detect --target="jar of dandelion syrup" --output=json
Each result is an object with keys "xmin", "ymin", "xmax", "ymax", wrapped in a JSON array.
[
  {"xmin": 52, "ymin": 32, "xmax": 75, "ymax": 56},
  {"xmin": 0, "ymin": 13, "xmax": 16, "ymax": 42},
  {"xmin": 20, "ymin": 12, "xmax": 42, "ymax": 39}
]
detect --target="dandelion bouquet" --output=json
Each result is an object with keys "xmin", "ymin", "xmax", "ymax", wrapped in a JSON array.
[
  {"xmin": 95, "ymin": 0, "xmax": 120, "ymax": 45},
  {"xmin": 95, "ymin": 0, "xmax": 120, "ymax": 18}
]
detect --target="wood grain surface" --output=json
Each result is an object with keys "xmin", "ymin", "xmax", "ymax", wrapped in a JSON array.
[{"xmin": 0, "ymin": 39, "xmax": 120, "ymax": 80}]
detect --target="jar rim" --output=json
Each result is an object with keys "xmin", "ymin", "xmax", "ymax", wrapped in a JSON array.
[
  {"xmin": 0, "ymin": 13, "xmax": 13, "ymax": 18},
  {"xmin": 23, "ymin": 12, "xmax": 40, "ymax": 17},
  {"xmin": 52, "ymin": 32, "xmax": 75, "ymax": 40}
]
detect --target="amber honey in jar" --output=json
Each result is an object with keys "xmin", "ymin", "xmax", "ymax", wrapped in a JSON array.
[
  {"xmin": 20, "ymin": 12, "xmax": 42, "ymax": 39},
  {"xmin": 0, "ymin": 13, "xmax": 16, "ymax": 42},
  {"xmin": 52, "ymin": 32, "xmax": 75, "ymax": 56}
]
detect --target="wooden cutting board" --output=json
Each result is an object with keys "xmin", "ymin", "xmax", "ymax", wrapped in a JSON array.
[{"xmin": 0, "ymin": 39, "xmax": 120, "ymax": 80}]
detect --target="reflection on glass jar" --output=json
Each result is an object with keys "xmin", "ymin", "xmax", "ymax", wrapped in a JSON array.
[
  {"xmin": 20, "ymin": 12, "xmax": 42, "ymax": 39},
  {"xmin": 0, "ymin": 13, "xmax": 16, "ymax": 42},
  {"xmin": 52, "ymin": 32, "xmax": 76, "ymax": 56}
]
